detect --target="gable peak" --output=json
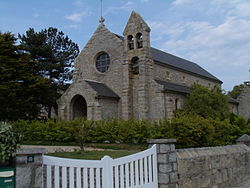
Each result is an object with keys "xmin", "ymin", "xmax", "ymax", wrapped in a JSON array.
[{"xmin": 123, "ymin": 11, "xmax": 151, "ymax": 35}]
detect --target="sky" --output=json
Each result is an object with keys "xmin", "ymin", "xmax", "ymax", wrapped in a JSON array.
[{"xmin": 1, "ymin": 0, "xmax": 250, "ymax": 92}]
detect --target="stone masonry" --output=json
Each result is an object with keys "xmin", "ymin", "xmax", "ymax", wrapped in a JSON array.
[
  {"xmin": 237, "ymin": 82, "xmax": 250, "ymax": 119},
  {"xmin": 177, "ymin": 145, "xmax": 250, "ymax": 188},
  {"xmin": 148, "ymin": 139, "xmax": 178, "ymax": 188},
  {"xmin": 16, "ymin": 148, "xmax": 45, "ymax": 188},
  {"xmin": 148, "ymin": 138, "xmax": 250, "ymax": 188},
  {"xmin": 57, "ymin": 11, "xmax": 223, "ymax": 121}
]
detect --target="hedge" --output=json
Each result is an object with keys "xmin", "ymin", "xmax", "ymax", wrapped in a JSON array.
[{"xmin": 12, "ymin": 115, "xmax": 250, "ymax": 148}]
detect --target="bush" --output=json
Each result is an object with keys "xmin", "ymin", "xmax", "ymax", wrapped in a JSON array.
[
  {"xmin": 171, "ymin": 115, "xmax": 215, "ymax": 148},
  {"xmin": 12, "ymin": 115, "xmax": 249, "ymax": 149},
  {"xmin": 0, "ymin": 122, "xmax": 19, "ymax": 163},
  {"xmin": 211, "ymin": 118, "xmax": 241, "ymax": 146},
  {"xmin": 73, "ymin": 120, "xmax": 94, "ymax": 150},
  {"xmin": 151, "ymin": 118, "xmax": 174, "ymax": 139},
  {"xmin": 13, "ymin": 119, "xmax": 75, "ymax": 143}
]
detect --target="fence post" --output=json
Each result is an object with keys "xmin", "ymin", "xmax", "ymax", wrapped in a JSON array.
[
  {"xmin": 148, "ymin": 139, "xmax": 178, "ymax": 188},
  {"xmin": 16, "ymin": 148, "xmax": 46, "ymax": 188},
  {"xmin": 102, "ymin": 155, "xmax": 113, "ymax": 188}
]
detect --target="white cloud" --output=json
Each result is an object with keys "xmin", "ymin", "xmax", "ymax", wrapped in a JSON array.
[
  {"xmin": 104, "ymin": 1, "xmax": 134, "ymax": 15},
  {"xmin": 228, "ymin": 1, "xmax": 250, "ymax": 17},
  {"xmin": 65, "ymin": 11, "xmax": 90, "ymax": 22},
  {"xmin": 158, "ymin": 18, "xmax": 250, "ymax": 69},
  {"xmin": 149, "ymin": 0, "xmax": 250, "ymax": 90},
  {"xmin": 140, "ymin": 0, "xmax": 150, "ymax": 2}
]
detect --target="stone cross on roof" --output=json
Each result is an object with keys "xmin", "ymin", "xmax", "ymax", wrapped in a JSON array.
[
  {"xmin": 99, "ymin": 0, "xmax": 105, "ymax": 24},
  {"xmin": 99, "ymin": 16, "xmax": 105, "ymax": 24}
]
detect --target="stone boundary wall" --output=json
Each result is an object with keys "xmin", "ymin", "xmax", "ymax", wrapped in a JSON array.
[{"xmin": 177, "ymin": 145, "xmax": 250, "ymax": 188}]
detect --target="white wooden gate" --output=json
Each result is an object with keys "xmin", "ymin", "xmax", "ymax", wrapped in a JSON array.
[{"xmin": 43, "ymin": 144, "xmax": 158, "ymax": 188}]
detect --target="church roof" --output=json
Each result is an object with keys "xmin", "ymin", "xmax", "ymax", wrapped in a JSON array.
[
  {"xmin": 151, "ymin": 48, "xmax": 222, "ymax": 83},
  {"xmin": 85, "ymin": 80, "xmax": 120, "ymax": 100},
  {"xmin": 113, "ymin": 33, "xmax": 221, "ymax": 83},
  {"xmin": 155, "ymin": 80, "xmax": 191, "ymax": 94}
]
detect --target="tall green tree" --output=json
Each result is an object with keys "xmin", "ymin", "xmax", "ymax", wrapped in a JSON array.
[
  {"xmin": 180, "ymin": 84, "xmax": 230, "ymax": 120},
  {"xmin": 18, "ymin": 28, "xmax": 79, "ymax": 117},
  {"xmin": 228, "ymin": 84, "xmax": 244, "ymax": 99},
  {"xmin": 0, "ymin": 32, "xmax": 52, "ymax": 120}
]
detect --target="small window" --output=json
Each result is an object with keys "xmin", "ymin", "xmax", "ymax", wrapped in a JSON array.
[
  {"xmin": 136, "ymin": 33, "xmax": 143, "ymax": 48},
  {"xmin": 96, "ymin": 52, "xmax": 110, "ymax": 73},
  {"xmin": 182, "ymin": 76, "xmax": 186, "ymax": 83},
  {"xmin": 127, "ymin": 35, "xmax": 134, "ymax": 50},
  {"xmin": 166, "ymin": 71, "xmax": 170, "ymax": 79},
  {"xmin": 131, "ymin": 57, "xmax": 139, "ymax": 75},
  {"xmin": 175, "ymin": 98, "xmax": 179, "ymax": 110}
]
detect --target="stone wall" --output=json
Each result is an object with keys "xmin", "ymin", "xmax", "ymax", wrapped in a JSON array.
[
  {"xmin": 177, "ymin": 145, "xmax": 250, "ymax": 188},
  {"xmin": 99, "ymin": 98, "xmax": 119, "ymax": 119},
  {"xmin": 16, "ymin": 148, "xmax": 45, "ymax": 188},
  {"xmin": 153, "ymin": 63, "xmax": 220, "ymax": 89},
  {"xmin": 238, "ymin": 84, "xmax": 250, "ymax": 119}
]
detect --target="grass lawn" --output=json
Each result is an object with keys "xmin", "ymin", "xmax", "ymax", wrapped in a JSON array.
[
  {"xmin": 23, "ymin": 141, "xmax": 146, "ymax": 151},
  {"xmin": 47, "ymin": 150, "xmax": 137, "ymax": 160}
]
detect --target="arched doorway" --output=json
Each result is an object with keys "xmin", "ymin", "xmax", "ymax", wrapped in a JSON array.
[{"xmin": 71, "ymin": 95, "xmax": 87, "ymax": 119}]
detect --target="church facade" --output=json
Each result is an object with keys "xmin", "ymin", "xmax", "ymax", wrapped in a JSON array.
[{"xmin": 57, "ymin": 11, "xmax": 222, "ymax": 121}]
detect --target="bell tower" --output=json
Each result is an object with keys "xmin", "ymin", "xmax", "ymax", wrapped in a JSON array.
[{"xmin": 122, "ymin": 11, "xmax": 153, "ymax": 120}]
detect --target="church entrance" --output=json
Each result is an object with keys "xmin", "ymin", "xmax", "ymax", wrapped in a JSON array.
[{"xmin": 71, "ymin": 95, "xmax": 87, "ymax": 119}]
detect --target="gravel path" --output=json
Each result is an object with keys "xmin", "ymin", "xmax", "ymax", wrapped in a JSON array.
[{"xmin": 21, "ymin": 145, "xmax": 107, "ymax": 153}]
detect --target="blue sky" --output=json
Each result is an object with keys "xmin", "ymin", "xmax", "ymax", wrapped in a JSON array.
[{"xmin": 1, "ymin": 0, "xmax": 250, "ymax": 91}]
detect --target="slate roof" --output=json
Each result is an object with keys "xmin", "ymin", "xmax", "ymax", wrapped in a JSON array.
[
  {"xmin": 113, "ymin": 34, "xmax": 222, "ymax": 83},
  {"xmin": 151, "ymin": 48, "xmax": 222, "ymax": 83},
  {"xmin": 85, "ymin": 80, "xmax": 120, "ymax": 100},
  {"xmin": 155, "ymin": 80, "xmax": 191, "ymax": 94},
  {"xmin": 113, "ymin": 33, "xmax": 124, "ymax": 40}
]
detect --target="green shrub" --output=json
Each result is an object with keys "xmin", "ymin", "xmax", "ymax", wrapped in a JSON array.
[
  {"xmin": 211, "ymin": 118, "xmax": 241, "ymax": 146},
  {"xmin": 0, "ymin": 122, "xmax": 19, "ymax": 163},
  {"xmin": 11, "ymin": 115, "xmax": 248, "ymax": 149},
  {"xmin": 73, "ymin": 119, "xmax": 94, "ymax": 150},
  {"xmin": 151, "ymin": 118, "xmax": 174, "ymax": 139},
  {"xmin": 171, "ymin": 115, "xmax": 215, "ymax": 148}
]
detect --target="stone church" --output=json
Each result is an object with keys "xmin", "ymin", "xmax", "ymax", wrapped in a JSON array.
[
  {"xmin": 57, "ymin": 11, "xmax": 223, "ymax": 121},
  {"xmin": 228, "ymin": 81, "xmax": 250, "ymax": 119}
]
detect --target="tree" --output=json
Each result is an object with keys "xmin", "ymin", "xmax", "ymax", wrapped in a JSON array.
[
  {"xmin": 18, "ymin": 28, "xmax": 79, "ymax": 117},
  {"xmin": 0, "ymin": 32, "xmax": 52, "ymax": 120},
  {"xmin": 228, "ymin": 84, "xmax": 244, "ymax": 99},
  {"xmin": 180, "ymin": 84, "xmax": 230, "ymax": 120}
]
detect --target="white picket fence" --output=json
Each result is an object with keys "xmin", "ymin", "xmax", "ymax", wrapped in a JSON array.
[{"xmin": 43, "ymin": 144, "xmax": 158, "ymax": 188}]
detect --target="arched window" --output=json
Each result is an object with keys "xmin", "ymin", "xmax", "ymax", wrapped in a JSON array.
[
  {"xmin": 96, "ymin": 52, "xmax": 110, "ymax": 73},
  {"xmin": 127, "ymin": 35, "xmax": 134, "ymax": 50},
  {"xmin": 131, "ymin": 57, "xmax": 139, "ymax": 75},
  {"xmin": 136, "ymin": 33, "xmax": 143, "ymax": 48}
]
